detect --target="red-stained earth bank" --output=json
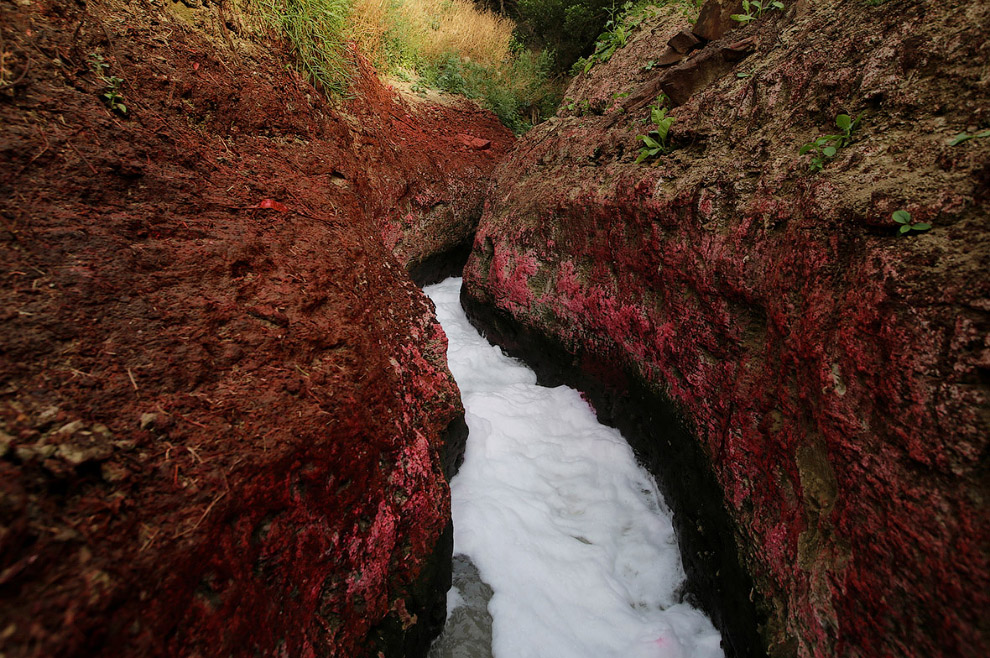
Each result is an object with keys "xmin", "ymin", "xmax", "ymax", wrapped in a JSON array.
[
  {"xmin": 463, "ymin": 1, "xmax": 989, "ymax": 657},
  {"xmin": 0, "ymin": 0, "xmax": 511, "ymax": 656}
]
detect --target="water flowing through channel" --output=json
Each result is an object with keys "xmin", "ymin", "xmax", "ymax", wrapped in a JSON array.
[{"xmin": 425, "ymin": 279, "xmax": 723, "ymax": 658}]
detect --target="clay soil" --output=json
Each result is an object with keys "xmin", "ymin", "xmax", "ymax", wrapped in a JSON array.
[{"xmin": 0, "ymin": 0, "xmax": 511, "ymax": 655}]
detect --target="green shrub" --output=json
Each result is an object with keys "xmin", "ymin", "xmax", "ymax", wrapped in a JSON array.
[
  {"xmin": 420, "ymin": 47, "xmax": 561, "ymax": 133},
  {"xmin": 516, "ymin": 0, "xmax": 616, "ymax": 72}
]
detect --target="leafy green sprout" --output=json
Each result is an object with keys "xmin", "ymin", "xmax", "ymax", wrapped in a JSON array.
[
  {"xmin": 731, "ymin": 0, "xmax": 785, "ymax": 24},
  {"xmin": 892, "ymin": 210, "xmax": 930, "ymax": 235},
  {"xmin": 89, "ymin": 53, "xmax": 127, "ymax": 115},
  {"xmin": 799, "ymin": 113, "xmax": 860, "ymax": 172},
  {"xmin": 948, "ymin": 129, "xmax": 990, "ymax": 146},
  {"xmin": 636, "ymin": 99, "xmax": 674, "ymax": 163},
  {"xmin": 583, "ymin": 11, "xmax": 630, "ymax": 73}
]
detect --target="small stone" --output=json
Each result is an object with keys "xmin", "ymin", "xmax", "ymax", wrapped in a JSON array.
[
  {"xmin": 457, "ymin": 134, "xmax": 492, "ymax": 150},
  {"xmin": 56, "ymin": 420, "xmax": 86, "ymax": 436},
  {"xmin": 55, "ymin": 434, "xmax": 113, "ymax": 466},
  {"xmin": 0, "ymin": 430, "xmax": 13, "ymax": 458},
  {"xmin": 668, "ymin": 29, "xmax": 702, "ymax": 54},
  {"xmin": 92, "ymin": 424, "xmax": 113, "ymax": 439},
  {"xmin": 655, "ymin": 47, "xmax": 687, "ymax": 67},
  {"xmin": 101, "ymin": 462, "xmax": 130, "ymax": 483},
  {"xmin": 140, "ymin": 413, "xmax": 157, "ymax": 430},
  {"xmin": 692, "ymin": 0, "xmax": 745, "ymax": 42},
  {"xmin": 36, "ymin": 406, "xmax": 60, "ymax": 428}
]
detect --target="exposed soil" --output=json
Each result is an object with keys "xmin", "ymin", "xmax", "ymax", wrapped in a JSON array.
[{"xmin": 0, "ymin": 0, "xmax": 511, "ymax": 656}]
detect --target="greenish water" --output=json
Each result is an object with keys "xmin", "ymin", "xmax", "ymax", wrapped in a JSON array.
[{"xmin": 428, "ymin": 555, "xmax": 494, "ymax": 658}]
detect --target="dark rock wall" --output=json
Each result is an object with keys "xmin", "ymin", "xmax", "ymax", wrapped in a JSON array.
[
  {"xmin": 0, "ymin": 1, "xmax": 506, "ymax": 656},
  {"xmin": 463, "ymin": 1, "xmax": 989, "ymax": 656}
]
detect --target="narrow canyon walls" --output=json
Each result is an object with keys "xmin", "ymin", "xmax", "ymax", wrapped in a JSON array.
[
  {"xmin": 0, "ymin": 1, "xmax": 509, "ymax": 655},
  {"xmin": 463, "ymin": 1, "xmax": 988, "ymax": 656}
]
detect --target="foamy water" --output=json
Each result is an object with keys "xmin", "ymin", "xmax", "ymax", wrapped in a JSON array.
[{"xmin": 425, "ymin": 278, "xmax": 723, "ymax": 658}]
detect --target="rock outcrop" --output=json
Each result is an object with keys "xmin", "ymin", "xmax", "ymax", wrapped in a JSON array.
[
  {"xmin": 0, "ymin": 1, "xmax": 509, "ymax": 656},
  {"xmin": 463, "ymin": 1, "xmax": 989, "ymax": 656}
]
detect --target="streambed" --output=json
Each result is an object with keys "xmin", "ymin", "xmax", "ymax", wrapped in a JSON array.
[{"xmin": 425, "ymin": 278, "xmax": 723, "ymax": 658}]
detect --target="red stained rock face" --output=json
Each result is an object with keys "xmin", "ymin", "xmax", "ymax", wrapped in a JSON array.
[
  {"xmin": 464, "ymin": 2, "xmax": 988, "ymax": 657},
  {"xmin": 0, "ymin": 1, "xmax": 509, "ymax": 656}
]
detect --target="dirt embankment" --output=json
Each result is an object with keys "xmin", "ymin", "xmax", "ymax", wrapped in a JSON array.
[
  {"xmin": 0, "ymin": 0, "xmax": 511, "ymax": 656},
  {"xmin": 463, "ymin": 1, "xmax": 989, "ymax": 656}
]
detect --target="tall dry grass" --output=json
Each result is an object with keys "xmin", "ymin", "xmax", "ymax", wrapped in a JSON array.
[{"xmin": 349, "ymin": 0, "xmax": 515, "ymax": 71}]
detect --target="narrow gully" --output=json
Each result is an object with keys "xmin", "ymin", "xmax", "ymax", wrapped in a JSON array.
[{"xmin": 425, "ymin": 278, "xmax": 723, "ymax": 658}]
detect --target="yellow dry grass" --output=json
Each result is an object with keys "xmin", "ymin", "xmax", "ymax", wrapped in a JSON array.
[{"xmin": 349, "ymin": 0, "xmax": 515, "ymax": 70}]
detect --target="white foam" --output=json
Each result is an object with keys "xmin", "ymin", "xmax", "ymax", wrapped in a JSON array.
[{"xmin": 425, "ymin": 278, "xmax": 723, "ymax": 658}]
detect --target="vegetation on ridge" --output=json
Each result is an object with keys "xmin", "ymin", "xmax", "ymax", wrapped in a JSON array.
[{"xmin": 251, "ymin": 0, "xmax": 562, "ymax": 132}]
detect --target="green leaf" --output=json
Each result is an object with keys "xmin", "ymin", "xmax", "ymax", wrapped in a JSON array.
[
  {"xmin": 976, "ymin": 129, "xmax": 990, "ymax": 138},
  {"xmin": 835, "ymin": 114, "xmax": 851, "ymax": 131},
  {"xmin": 752, "ymin": 0, "xmax": 762, "ymax": 9},
  {"xmin": 948, "ymin": 133, "xmax": 971, "ymax": 146},
  {"xmin": 899, "ymin": 224, "xmax": 911, "ymax": 234},
  {"xmin": 636, "ymin": 150, "xmax": 649, "ymax": 164},
  {"xmin": 815, "ymin": 137, "xmax": 829, "ymax": 146},
  {"xmin": 737, "ymin": 72, "xmax": 752, "ymax": 78},
  {"xmin": 892, "ymin": 210, "xmax": 911, "ymax": 224},
  {"xmin": 822, "ymin": 146, "xmax": 837, "ymax": 157},
  {"xmin": 642, "ymin": 135, "xmax": 661, "ymax": 148},
  {"xmin": 743, "ymin": 0, "xmax": 750, "ymax": 11},
  {"xmin": 772, "ymin": 1, "xmax": 784, "ymax": 8},
  {"xmin": 730, "ymin": 14, "xmax": 752, "ymax": 22},
  {"xmin": 911, "ymin": 223, "xmax": 931, "ymax": 231},
  {"xmin": 117, "ymin": 104, "xmax": 127, "ymax": 114},
  {"xmin": 798, "ymin": 143, "xmax": 814, "ymax": 155}
]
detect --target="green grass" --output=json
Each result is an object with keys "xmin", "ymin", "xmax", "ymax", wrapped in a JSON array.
[
  {"xmin": 419, "ymin": 48, "xmax": 562, "ymax": 134},
  {"xmin": 249, "ymin": 0, "xmax": 561, "ymax": 132},
  {"xmin": 251, "ymin": 0, "xmax": 353, "ymax": 95}
]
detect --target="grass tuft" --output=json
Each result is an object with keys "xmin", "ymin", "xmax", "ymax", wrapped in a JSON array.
[{"xmin": 251, "ymin": 0, "xmax": 353, "ymax": 95}]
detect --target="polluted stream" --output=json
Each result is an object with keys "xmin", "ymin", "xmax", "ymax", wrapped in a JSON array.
[{"xmin": 425, "ymin": 278, "xmax": 722, "ymax": 658}]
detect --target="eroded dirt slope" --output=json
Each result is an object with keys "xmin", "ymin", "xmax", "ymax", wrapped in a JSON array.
[
  {"xmin": 0, "ymin": 0, "xmax": 510, "ymax": 655},
  {"xmin": 463, "ymin": 1, "xmax": 989, "ymax": 656}
]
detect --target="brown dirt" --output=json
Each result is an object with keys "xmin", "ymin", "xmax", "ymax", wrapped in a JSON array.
[{"xmin": 0, "ymin": 0, "xmax": 511, "ymax": 656}]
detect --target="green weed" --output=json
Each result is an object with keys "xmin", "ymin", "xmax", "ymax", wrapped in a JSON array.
[
  {"xmin": 731, "ymin": 0, "xmax": 784, "ymax": 24},
  {"xmin": 892, "ymin": 210, "xmax": 931, "ymax": 235},
  {"xmin": 636, "ymin": 96, "xmax": 674, "ymax": 163},
  {"xmin": 421, "ymin": 48, "xmax": 561, "ymax": 133},
  {"xmin": 948, "ymin": 129, "xmax": 990, "ymax": 146},
  {"xmin": 798, "ymin": 113, "xmax": 859, "ymax": 172},
  {"xmin": 89, "ymin": 53, "xmax": 127, "ymax": 115}
]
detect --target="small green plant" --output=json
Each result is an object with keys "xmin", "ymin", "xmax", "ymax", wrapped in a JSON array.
[
  {"xmin": 89, "ymin": 53, "xmax": 127, "ymax": 115},
  {"xmin": 799, "ymin": 113, "xmax": 860, "ymax": 172},
  {"xmin": 583, "ymin": 7, "xmax": 630, "ymax": 73},
  {"xmin": 731, "ymin": 0, "xmax": 785, "ymax": 24},
  {"xmin": 635, "ymin": 97, "xmax": 675, "ymax": 163},
  {"xmin": 563, "ymin": 97, "xmax": 592, "ymax": 115},
  {"xmin": 948, "ymin": 129, "xmax": 990, "ymax": 146},
  {"xmin": 892, "ymin": 210, "xmax": 931, "ymax": 235}
]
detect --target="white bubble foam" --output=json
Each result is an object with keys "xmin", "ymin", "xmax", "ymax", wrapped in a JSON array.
[{"xmin": 425, "ymin": 278, "xmax": 723, "ymax": 658}]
